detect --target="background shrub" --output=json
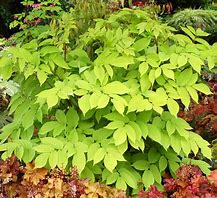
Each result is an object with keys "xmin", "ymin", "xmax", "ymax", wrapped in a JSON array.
[
  {"xmin": 168, "ymin": 9, "xmax": 217, "ymax": 43},
  {"xmin": 168, "ymin": 0, "xmax": 208, "ymax": 9}
]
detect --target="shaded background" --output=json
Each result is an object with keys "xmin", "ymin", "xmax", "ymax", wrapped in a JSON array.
[
  {"xmin": 0, "ymin": 0, "xmax": 23, "ymax": 38},
  {"xmin": 0, "ymin": 0, "xmax": 211, "ymax": 38}
]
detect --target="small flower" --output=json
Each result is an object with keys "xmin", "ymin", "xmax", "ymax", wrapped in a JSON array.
[
  {"xmin": 23, "ymin": 18, "xmax": 28, "ymax": 23},
  {"xmin": 31, "ymin": 3, "xmax": 41, "ymax": 8},
  {"xmin": 34, "ymin": 18, "xmax": 42, "ymax": 25},
  {"xmin": 133, "ymin": 1, "xmax": 145, "ymax": 7}
]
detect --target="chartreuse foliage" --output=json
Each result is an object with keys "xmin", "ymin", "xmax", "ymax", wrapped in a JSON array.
[{"xmin": 0, "ymin": 9, "xmax": 217, "ymax": 194}]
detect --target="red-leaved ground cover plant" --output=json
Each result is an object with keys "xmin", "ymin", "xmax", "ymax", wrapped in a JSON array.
[
  {"xmin": 139, "ymin": 165, "xmax": 217, "ymax": 198},
  {"xmin": 1, "ymin": 156, "xmax": 216, "ymax": 198},
  {"xmin": 178, "ymin": 74, "xmax": 217, "ymax": 142},
  {"xmin": 0, "ymin": 156, "xmax": 129, "ymax": 198}
]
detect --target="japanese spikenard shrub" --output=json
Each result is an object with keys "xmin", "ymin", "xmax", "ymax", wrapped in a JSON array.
[{"xmin": 0, "ymin": 9, "xmax": 217, "ymax": 195}]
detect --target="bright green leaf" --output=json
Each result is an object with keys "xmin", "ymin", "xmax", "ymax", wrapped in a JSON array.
[
  {"xmin": 78, "ymin": 94, "xmax": 91, "ymax": 115},
  {"xmin": 116, "ymin": 177, "xmax": 127, "ymax": 190},
  {"xmin": 93, "ymin": 148, "xmax": 106, "ymax": 164},
  {"xmin": 35, "ymin": 153, "xmax": 49, "ymax": 168},
  {"xmin": 103, "ymin": 81, "xmax": 129, "ymax": 95},
  {"xmin": 167, "ymin": 98, "xmax": 179, "ymax": 117},
  {"xmin": 193, "ymin": 83, "xmax": 212, "ymax": 95},
  {"xmin": 159, "ymin": 156, "xmax": 167, "ymax": 172},
  {"xmin": 53, "ymin": 54, "xmax": 69, "ymax": 69},
  {"xmin": 139, "ymin": 62, "xmax": 149, "ymax": 76},
  {"xmin": 113, "ymin": 127, "xmax": 127, "ymax": 145},
  {"xmin": 104, "ymin": 153, "xmax": 117, "ymax": 172},
  {"xmin": 49, "ymin": 151, "xmax": 58, "ymax": 169},
  {"xmin": 142, "ymin": 169, "xmax": 154, "ymax": 188},
  {"xmin": 72, "ymin": 152, "xmax": 86, "ymax": 173},
  {"xmin": 132, "ymin": 160, "xmax": 149, "ymax": 171},
  {"xmin": 150, "ymin": 164, "xmax": 161, "ymax": 184}
]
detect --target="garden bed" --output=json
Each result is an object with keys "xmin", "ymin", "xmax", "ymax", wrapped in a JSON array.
[{"xmin": 0, "ymin": 1, "xmax": 217, "ymax": 197}]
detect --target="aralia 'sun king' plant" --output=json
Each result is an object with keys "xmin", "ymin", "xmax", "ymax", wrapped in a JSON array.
[{"xmin": 0, "ymin": 9, "xmax": 216, "ymax": 195}]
